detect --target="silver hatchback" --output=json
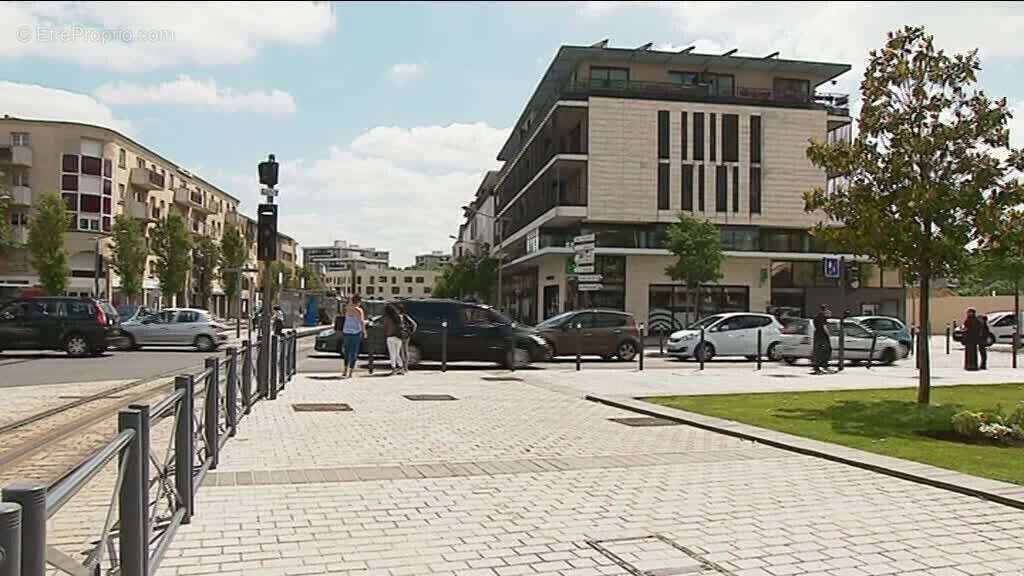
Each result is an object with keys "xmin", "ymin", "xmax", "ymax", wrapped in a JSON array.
[{"xmin": 120, "ymin": 308, "xmax": 228, "ymax": 351}]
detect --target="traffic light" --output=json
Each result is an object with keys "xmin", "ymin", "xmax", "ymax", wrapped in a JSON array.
[
  {"xmin": 845, "ymin": 261, "xmax": 861, "ymax": 290},
  {"xmin": 258, "ymin": 154, "xmax": 279, "ymax": 188},
  {"xmin": 257, "ymin": 203, "xmax": 277, "ymax": 261}
]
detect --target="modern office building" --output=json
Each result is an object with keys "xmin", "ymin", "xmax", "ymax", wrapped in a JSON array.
[
  {"xmin": 414, "ymin": 251, "xmax": 451, "ymax": 270},
  {"xmin": 303, "ymin": 240, "xmax": 389, "ymax": 273},
  {"xmin": 484, "ymin": 41, "xmax": 904, "ymax": 327}
]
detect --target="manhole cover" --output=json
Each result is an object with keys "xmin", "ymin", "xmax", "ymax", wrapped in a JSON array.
[
  {"xmin": 291, "ymin": 403, "xmax": 352, "ymax": 412},
  {"xmin": 481, "ymin": 375, "xmax": 523, "ymax": 381},
  {"xmin": 609, "ymin": 417, "xmax": 680, "ymax": 427},
  {"xmin": 588, "ymin": 535, "xmax": 732, "ymax": 575},
  {"xmin": 403, "ymin": 394, "xmax": 457, "ymax": 401}
]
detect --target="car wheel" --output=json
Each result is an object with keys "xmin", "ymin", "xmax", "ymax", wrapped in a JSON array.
[
  {"xmin": 767, "ymin": 342, "xmax": 782, "ymax": 361},
  {"xmin": 65, "ymin": 334, "xmax": 90, "ymax": 357},
  {"xmin": 405, "ymin": 344, "xmax": 422, "ymax": 368},
  {"xmin": 503, "ymin": 346, "xmax": 531, "ymax": 369},
  {"xmin": 694, "ymin": 342, "xmax": 715, "ymax": 362},
  {"xmin": 986, "ymin": 334, "xmax": 996, "ymax": 347},
  {"xmin": 122, "ymin": 334, "xmax": 139, "ymax": 351},
  {"xmin": 617, "ymin": 340, "xmax": 638, "ymax": 362},
  {"xmin": 881, "ymin": 347, "xmax": 897, "ymax": 366},
  {"xmin": 194, "ymin": 335, "xmax": 216, "ymax": 352},
  {"xmin": 783, "ymin": 356, "xmax": 798, "ymax": 365}
]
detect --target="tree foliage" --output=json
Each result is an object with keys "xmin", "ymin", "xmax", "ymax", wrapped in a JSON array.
[
  {"xmin": 269, "ymin": 261, "xmax": 292, "ymax": 303},
  {"xmin": 151, "ymin": 213, "xmax": 192, "ymax": 304},
  {"xmin": 27, "ymin": 191, "xmax": 70, "ymax": 295},
  {"xmin": 193, "ymin": 236, "xmax": 220, "ymax": 310},
  {"xmin": 433, "ymin": 254, "xmax": 496, "ymax": 301},
  {"xmin": 219, "ymin": 225, "xmax": 248, "ymax": 317},
  {"xmin": 663, "ymin": 213, "xmax": 725, "ymax": 325},
  {"xmin": 293, "ymin": 265, "xmax": 324, "ymax": 290},
  {"xmin": 110, "ymin": 214, "xmax": 148, "ymax": 305},
  {"xmin": 804, "ymin": 26, "xmax": 1024, "ymax": 404}
]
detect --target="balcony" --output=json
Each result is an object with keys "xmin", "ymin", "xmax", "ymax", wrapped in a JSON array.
[
  {"xmin": 130, "ymin": 166, "xmax": 165, "ymax": 190},
  {"xmin": 11, "ymin": 225, "xmax": 28, "ymax": 245},
  {"xmin": 497, "ymin": 157, "xmax": 588, "ymax": 243},
  {"xmin": 173, "ymin": 188, "xmax": 214, "ymax": 215},
  {"xmin": 8, "ymin": 185, "xmax": 31, "ymax": 207},
  {"xmin": 124, "ymin": 197, "xmax": 153, "ymax": 221},
  {"xmin": 0, "ymin": 145, "xmax": 32, "ymax": 167}
]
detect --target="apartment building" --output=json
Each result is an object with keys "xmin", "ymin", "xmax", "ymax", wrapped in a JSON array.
[
  {"xmin": 0, "ymin": 117, "xmax": 241, "ymax": 308},
  {"xmin": 452, "ymin": 170, "xmax": 498, "ymax": 258},
  {"xmin": 303, "ymin": 240, "xmax": 389, "ymax": 273},
  {"xmin": 221, "ymin": 212, "xmax": 304, "ymax": 318},
  {"xmin": 414, "ymin": 251, "xmax": 451, "ymax": 270},
  {"xmin": 324, "ymin": 268, "xmax": 438, "ymax": 300},
  {"xmin": 487, "ymin": 42, "xmax": 904, "ymax": 327}
]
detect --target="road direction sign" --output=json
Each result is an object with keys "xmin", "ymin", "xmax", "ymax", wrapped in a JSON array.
[
  {"xmin": 823, "ymin": 256, "xmax": 840, "ymax": 279},
  {"xmin": 578, "ymin": 283, "xmax": 603, "ymax": 292},
  {"xmin": 573, "ymin": 233, "xmax": 595, "ymax": 244},
  {"xmin": 573, "ymin": 242, "xmax": 596, "ymax": 254},
  {"xmin": 576, "ymin": 274, "xmax": 603, "ymax": 283},
  {"xmin": 574, "ymin": 264, "xmax": 595, "ymax": 274},
  {"xmin": 574, "ymin": 252, "xmax": 595, "ymax": 265}
]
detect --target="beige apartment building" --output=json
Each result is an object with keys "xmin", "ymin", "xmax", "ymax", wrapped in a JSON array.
[
  {"xmin": 452, "ymin": 170, "xmax": 498, "ymax": 259},
  {"xmin": 483, "ymin": 42, "xmax": 905, "ymax": 328},
  {"xmin": 0, "ymin": 117, "xmax": 300, "ymax": 316},
  {"xmin": 324, "ymin": 268, "xmax": 437, "ymax": 300}
]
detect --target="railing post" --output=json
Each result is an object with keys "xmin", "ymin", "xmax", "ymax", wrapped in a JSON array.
[
  {"xmin": 946, "ymin": 324, "xmax": 951, "ymax": 355},
  {"xmin": 1, "ymin": 483, "xmax": 44, "ymax": 576},
  {"xmin": 174, "ymin": 375, "xmax": 194, "ymax": 524},
  {"xmin": 756, "ymin": 329, "xmax": 763, "ymax": 371},
  {"xmin": 575, "ymin": 322, "xmax": 582, "ymax": 372},
  {"xmin": 256, "ymin": 338, "xmax": 268, "ymax": 398},
  {"xmin": 278, "ymin": 335, "xmax": 286, "ymax": 388},
  {"xmin": 204, "ymin": 358, "xmax": 220, "ymax": 470},
  {"xmin": 638, "ymin": 323, "xmax": 645, "ymax": 371},
  {"xmin": 118, "ymin": 409, "xmax": 146, "ymax": 576},
  {"xmin": 699, "ymin": 327, "xmax": 706, "ymax": 371},
  {"xmin": 0, "ymin": 502, "xmax": 21, "ymax": 576},
  {"xmin": 269, "ymin": 335, "xmax": 279, "ymax": 400},
  {"xmin": 226, "ymin": 347, "xmax": 238, "ymax": 436},
  {"xmin": 241, "ymin": 341, "xmax": 253, "ymax": 415},
  {"xmin": 291, "ymin": 333, "xmax": 298, "ymax": 377},
  {"xmin": 127, "ymin": 403, "xmax": 151, "ymax": 574},
  {"xmin": 441, "ymin": 320, "xmax": 448, "ymax": 373}
]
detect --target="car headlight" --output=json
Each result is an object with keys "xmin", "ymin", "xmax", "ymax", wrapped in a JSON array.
[
  {"xmin": 528, "ymin": 335, "xmax": 547, "ymax": 346},
  {"xmin": 675, "ymin": 333, "xmax": 697, "ymax": 341},
  {"xmin": 318, "ymin": 329, "xmax": 334, "ymax": 338}
]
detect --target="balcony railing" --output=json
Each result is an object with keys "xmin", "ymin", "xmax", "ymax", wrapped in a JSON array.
[
  {"xmin": 11, "ymin": 225, "xmax": 29, "ymax": 245},
  {"xmin": 174, "ymin": 188, "xmax": 214, "ymax": 215},
  {"xmin": 9, "ymin": 184, "xmax": 31, "ymax": 206},
  {"xmin": 0, "ymin": 145, "xmax": 32, "ymax": 167},
  {"xmin": 130, "ymin": 167, "xmax": 165, "ymax": 190},
  {"xmin": 124, "ymin": 197, "xmax": 152, "ymax": 221}
]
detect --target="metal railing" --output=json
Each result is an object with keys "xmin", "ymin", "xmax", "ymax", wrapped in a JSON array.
[{"xmin": 0, "ymin": 330, "xmax": 304, "ymax": 576}]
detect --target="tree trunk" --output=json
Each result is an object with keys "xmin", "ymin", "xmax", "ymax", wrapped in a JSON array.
[
  {"xmin": 1015, "ymin": 279, "xmax": 1020, "ymax": 368},
  {"xmin": 917, "ymin": 270, "xmax": 931, "ymax": 405}
]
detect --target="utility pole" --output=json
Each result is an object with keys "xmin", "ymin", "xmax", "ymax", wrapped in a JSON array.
[
  {"xmin": 256, "ymin": 155, "xmax": 280, "ymax": 395},
  {"xmin": 94, "ymin": 236, "xmax": 101, "ymax": 297}
]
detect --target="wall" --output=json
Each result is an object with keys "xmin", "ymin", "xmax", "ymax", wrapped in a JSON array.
[
  {"xmin": 910, "ymin": 294, "xmax": 1021, "ymax": 333},
  {"xmin": 537, "ymin": 254, "xmax": 569, "ymax": 317}
]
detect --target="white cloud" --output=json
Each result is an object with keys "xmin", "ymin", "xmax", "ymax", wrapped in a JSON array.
[
  {"xmin": 0, "ymin": 1, "xmax": 336, "ymax": 72},
  {"xmin": 1010, "ymin": 101, "xmax": 1024, "ymax": 151},
  {"xmin": 350, "ymin": 123, "xmax": 509, "ymax": 172},
  {"xmin": 387, "ymin": 63, "xmax": 423, "ymax": 85},
  {"xmin": 576, "ymin": 1, "xmax": 633, "ymax": 18},
  {"xmin": 94, "ymin": 75, "xmax": 296, "ymax": 114},
  {"xmin": 0, "ymin": 80, "xmax": 132, "ymax": 134}
]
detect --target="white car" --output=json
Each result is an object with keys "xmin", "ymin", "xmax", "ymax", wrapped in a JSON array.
[
  {"xmin": 666, "ymin": 312, "xmax": 784, "ymax": 362},
  {"xmin": 777, "ymin": 317, "xmax": 906, "ymax": 365},
  {"xmin": 953, "ymin": 311, "xmax": 1021, "ymax": 347}
]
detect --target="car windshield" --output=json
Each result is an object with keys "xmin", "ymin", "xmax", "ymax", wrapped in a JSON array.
[
  {"xmin": 538, "ymin": 311, "xmax": 576, "ymax": 329},
  {"xmin": 688, "ymin": 315, "xmax": 725, "ymax": 330}
]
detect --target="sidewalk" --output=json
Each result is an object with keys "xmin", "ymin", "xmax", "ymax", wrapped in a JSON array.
[{"xmin": 155, "ymin": 369, "xmax": 1024, "ymax": 576}]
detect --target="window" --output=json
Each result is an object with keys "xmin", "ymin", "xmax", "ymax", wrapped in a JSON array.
[
  {"xmin": 81, "ymin": 156, "xmax": 101, "ymax": 176},
  {"xmin": 407, "ymin": 287, "xmax": 413, "ymax": 294},
  {"xmin": 669, "ymin": 71, "xmax": 699, "ymax": 85},
  {"xmin": 12, "ymin": 170, "xmax": 29, "ymax": 186},
  {"xmin": 366, "ymin": 286, "xmax": 375, "ymax": 295},
  {"xmin": 709, "ymin": 113, "xmax": 717, "ymax": 162},
  {"xmin": 66, "ymin": 301, "xmax": 95, "ymax": 319},
  {"xmin": 749, "ymin": 166, "xmax": 762, "ymax": 214},
  {"xmin": 423, "ymin": 286, "xmax": 431, "ymax": 294},
  {"xmin": 462, "ymin": 307, "xmax": 503, "ymax": 326},
  {"xmin": 404, "ymin": 276, "xmax": 412, "ymax": 283},
  {"xmin": 715, "ymin": 165, "xmax": 727, "ymax": 212},
  {"xmin": 62, "ymin": 174, "xmax": 78, "ymax": 191},
  {"xmin": 103, "ymin": 159, "xmax": 112, "ymax": 178},
  {"xmin": 63, "ymin": 193, "xmax": 78, "ymax": 210},
  {"xmin": 176, "ymin": 311, "xmax": 200, "ymax": 323},
  {"xmin": 867, "ymin": 318, "xmax": 899, "ymax": 331},
  {"xmin": 137, "ymin": 157, "xmax": 146, "ymax": 169},
  {"xmin": 118, "ymin": 183, "xmax": 126, "ymax": 200},
  {"xmin": 680, "ymin": 112, "xmax": 688, "ymax": 160},
  {"xmin": 118, "ymin": 149, "xmax": 126, "ymax": 168},
  {"xmin": 590, "ymin": 66, "xmax": 629, "ymax": 87},
  {"xmin": 682, "ymin": 164, "xmax": 694, "ymax": 211},
  {"xmin": 693, "ymin": 113, "xmax": 704, "ymax": 161},
  {"xmin": 392, "ymin": 276, "xmax": 397, "ymax": 284},
  {"xmin": 415, "ymin": 276, "xmax": 424, "ymax": 284},
  {"xmin": 750, "ymin": 116, "xmax": 762, "ymax": 163},
  {"xmin": 706, "ymin": 73, "xmax": 734, "ymax": 97},
  {"xmin": 732, "ymin": 166, "xmax": 739, "ymax": 213},
  {"xmin": 391, "ymin": 286, "xmax": 400, "ymax": 295},
  {"xmin": 842, "ymin": 323, "xmax": 872, "ymax": 339},
  {"xmin": 11, "ymin": 132, "xmax": 30, "ymax": 146},
  {"xmin": 378, "ymin": 276, "xmax": 387, "ymax": 283},
  {"xmin": 593, "ymin": 313, "xmax": 627, "ymax": 328},
  {"xmin": 994, "ymin": 315, "xmax": 1016, "ymax": 328},
  {"xmin": 657, "ymin": 164, "xmax": 670, "ymax": 210},
  {"xmin": 657, "ymin": 110, "xmax": 670, "ymax": 159},
  {"xmin": 774, "ymin": 77, "xmax": 810, "ymax": 102},
  {"xmin": 719, "ymin": 227, "xmax": 759, "ymax": 251},
  {"xmin": 698, "ymin": 165, "xmax": 705, "ymax": 211},
  {"xmin": 357, "ymin": 276, "xmax": 362, "ymax": 285},
  {"xmin": 62, "ymin": 154, "xmax": 79, "ymax": 173},
  {"xmin": 722, "ymin": 114, "xmax": 739, "ymax": 162}
]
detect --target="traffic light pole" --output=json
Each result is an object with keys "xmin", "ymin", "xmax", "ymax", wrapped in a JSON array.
[
  {"xmin": 256, "ymin": 154, "xmax": 280, "ymax": 397},
  {"xmin": 838, "ymin": 256, "xmax": 846, "ymax": 371}
]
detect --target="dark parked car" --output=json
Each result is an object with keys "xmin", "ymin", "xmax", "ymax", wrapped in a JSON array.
[
  {"xmin": 535, "ymin": 309, "xmax": 641, "ymax": 361},
  {"xmin": 0, "ymin": 297, "xmax": 122, "ymax": 356},
  {"xmin": 315, "ymin": 299, "xmax": 550, "ymax": 368}
]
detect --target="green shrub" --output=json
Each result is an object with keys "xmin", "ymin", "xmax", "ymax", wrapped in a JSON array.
[
  {"xmin": 1007, "ymin": 402, "xmax": 1024, "ymax": 428},
  {"xmin": 951, "ymin": 410, "xmax": 984, "ymax": 438}
]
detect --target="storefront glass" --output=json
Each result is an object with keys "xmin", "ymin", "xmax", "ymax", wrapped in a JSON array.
[{"xmin": 647, "ymin": 284, "xmax": 749, "ymax": 333}]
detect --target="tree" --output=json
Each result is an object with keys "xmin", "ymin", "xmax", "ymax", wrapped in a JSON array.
[
  {"xmin": 219, "ymin": 225, "xmax": 247, "ymax": 318},
  {"xmin": 110, "ymin": 214, "xmax": 148, "ymax": 305},
  {"xmin": 805, "ymin": 26, "xmax": 1024, "ymax": 404},
  {"xmin": 432, "ymin": 254, "xmax": 496, "ymax": 301},
  {"xmin": 663, "ymin": 213, "xmax": 725, "ymax": 329},
  {"xmin": 27, "ymin": 191, "xmax": 70, "ymax": 295},
  {"xmin": 151, "ymin": 213, "xmax": 192, "ymax": 306},
  {"xmin": 293, "ymin": 265, "xmax": 324, "ymax": 290},
  {"xmin": 977, "ymin": 211, "xmax": 1024, "ymax": 359},
  {"xmin": 193, "ymin": 236, "xmax": 220, "ymax": 310},
  {"xmin": 269, "ymin": 261, "xmax": 292, "ymax": 303}
]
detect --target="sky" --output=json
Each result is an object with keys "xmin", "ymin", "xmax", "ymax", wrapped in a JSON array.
[{"xmin": 1, "ymin": 1, "xmax": 1023, "ymax": 267}]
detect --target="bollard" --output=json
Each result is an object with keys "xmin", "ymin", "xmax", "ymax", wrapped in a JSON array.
[
  {"xmin": 946, "ymin": 324, "xmax": 951, "ymax": 355},
  {"xmin": 226, "ymin": 347, "xmax": 238, "ymax": 436},
  {"xmin": 241, "ymin": 341, "xmax": 253, "ymax": 415},
  {"xmin": 1014, "ymin": 329, "xmax": 1019, "ymax": 369},
  {"xmin": 575, "ymin": 322, "xmax": 582, "ymax": 372},
  {"xmin": 289, "ymin": 333, "xmax": 297, "ymax": 377},
  {"xmin": 638, "ymin": 323, "xmax": 645, "ymax": 371},
  {"xmin": 909, "ymin": 327, "xmax": 915, "ymax": 356},
  {"xmin": 1, "ymin": 483, "xmax": 45, "ymax": 576},
  {"xmin": 659, "ymin": 330, "xmax": 664, "ymax": 356},
  {"xmin": 698, "ymin": 327, "xmax": 705, "ymax": 371},
  {"xmin": 0, "ymin": 502, "xmax": 22, "ymax": 576},
  {"xmin": 441, "ymin": 320, "xmax": 449, "ymax": 373},
  {"xmin": 256, "ymin": 338, "xmax": 268, "ymax": 398},
  {"xmin": 269, "ymin": 335, "xmax": 279, "ymax": 399},
  {"xmin": 118, "ymin": 409, "xmax": 146, "ymax": 576},
  {"xmin": 867, "ymin": 334, "xmax": 878, "ymax": 370},
  {"xmin": 174, "ymin": 375, "xmax": 194, "ymax": 523},
  {"xmin": 204, "ymin": 357, "xmax": 220, "ymax": 470},
  {"xmin": 126, "ymin": 403, "xmax": 151, "ymax": 572},
  {"xmin": 278, "ymin": 335, "xmax": 286, "ymax": 389},
  {"xmin": 837, "ymin": 317, "xmax": 846, "ymax": 372},
  {"xmin": 756, "ymin": 329, "xmax": 763, "ymax": 371}
]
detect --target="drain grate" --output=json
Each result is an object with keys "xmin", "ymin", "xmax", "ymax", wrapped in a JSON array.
[
  {"xmin": 588, "ymin": 534, "xmax": 733, "ymax": 575},
  {"xmin": 403, "ymin": 394, "xmax": 457, "ymax": 401},
  {"xmin": 609, "ymin": 417, "xmax": 680, "ymax": 427},
  {"xmin": 291, "ymin": 403, "xmax": 352, "ymax": 412}
]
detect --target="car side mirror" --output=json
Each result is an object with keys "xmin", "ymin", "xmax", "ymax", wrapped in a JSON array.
[{"xmin": 0, "ymin": 312, "xmax": 13, "ymax": 321}]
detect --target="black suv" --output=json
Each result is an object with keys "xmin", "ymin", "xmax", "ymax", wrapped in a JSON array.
[
  {"xmin": 0, "ymin": 297, "xmax": 122, "ymax": 356},
  {"xmin": 316, "ymin": 299, "xmax": 550, "ymax": 368}
]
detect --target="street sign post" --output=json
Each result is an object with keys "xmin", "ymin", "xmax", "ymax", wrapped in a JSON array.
[
  {"xmin": 823, "ymin": 256, "xmax": 840, "ymax": 279},
  {"xmin": 574, "ymin": 264, "xmax": 595, "ymax": 275},
  {"xmin": 576, "ymin": 274, "xmax": 603, "ymax": 283},
  {"xmin": 578, "ymin": 283, "xmax": 603, "ymax": 292},
  {"xmin": 573, "ymin": 234, "xmax": 595, "ymax": 244},
  {"xmin": 574, "ymin": 252, "xmax": 595, "ymax": 265}
]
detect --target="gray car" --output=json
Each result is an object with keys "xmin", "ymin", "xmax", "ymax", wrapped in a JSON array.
[{"xmin": 120, "ymin": 308, "xmax": 228, "ymax": 351}]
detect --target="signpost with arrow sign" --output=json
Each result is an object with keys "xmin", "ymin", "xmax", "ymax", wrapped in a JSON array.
[{"xmin": 573, "ymin": 234, "xmax": 601, "ymax": 298}]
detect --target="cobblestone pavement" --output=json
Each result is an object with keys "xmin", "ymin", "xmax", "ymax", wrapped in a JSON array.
[{"xmin": 154, "ymin": 371, "xmax": 1024, "ymax": 576}]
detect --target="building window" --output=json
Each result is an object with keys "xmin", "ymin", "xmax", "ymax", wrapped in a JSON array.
[
  {"xmin": 357, "ymin": 276, "xmax": 362, "ymax": 285},
  {"xmin": 392, "ymin": 276, "xmax": 397, "ymax": 284},
  {"xmin": 137, "ymin": 157, "xmax": 146, "ymax": 169},
  {"xmin": 750, "ymin": 116, "xmax": 762, "ymax": 163},
  {"xmin": 722, "ymin": 114, "xmax": 739, "ymax": 162},
  {"xmin": 62, "ymin": 174, "xmax": 78, "ymax": 191},
  {"xmin": 706, "ymin": 73, "xmax": 735, "ymax": 97},
  {"xmin": 720, "ymin": 227, "xmax": 759, "ymax": 251},
  {"xmin": 11, "ymin": 132, "xmax": 29, "ymax": 146},
  {"xmin": 589, "ymin": 66, "xmax": 629, "ymax": 87},
  {"xmin": 693, "ymin": 113, "xmax": 704, "ymax": 161},
  {"xmin": 774, "ymin": 77, "xmax": 810, "ymax": 102},
  {"xmin": 709, "ymin": 113, "xmax": 717, "ymax": 162},
  {"xmin": 680, "ymin": 112, "xmax": 688, "ymax": 160},
  {"xmin": 698, "ymin": 165, "xmax": 705, "ymax": 211},
  {"xmin": 391, "ymin": 286, "xmax": 400, "ymax": 295},
  {"xmin": 407, "ymin": 287, "xmax": 413, "ymax": 294},
  {"xmin": 62, "ymin": 154, "xmax": 79, "ymax": 173},
  {"xmin": 732, "ymin": 166, "xmax": 739, "ymax": 213},
  {"xmin": 366, "ymin": 286, "xmax": 375, "ymax": 295},
  {"xmin": 415, "ymin": 276, "xmax": 424, "ymax": 284},
  {"xmin": 657, "ymin": 164, "xmax": 670, "ymax": 210},
  {"xmin": 715, "ymin": 166, "xmax": 727, "ymax": 212},
  {"xmin": 682, "ymin": 164, "xmax": 694, "ymax": 211},
  {"xmin": 404, "ymin": 276, "xmax": 412, "ymax": 283},
  {"xmin": 657, "ymin": 110, "xmax": 670, "ymax": 159},
  {"xmin": 424, "ymin": 286, "xmax": 431, "ymax": 294},
  {"xmin": 12, "ymin": 170, "xmax": 28, "ymax": 186},
  {"xmin": 669, "ymin": 71, "xmax": 699, "ymax": 86},
  {"xmin": 378, "ymin": 276, "xmax": 386, "ymax": 283},
  {"xmin": 750, "ymin": 166, "xmax": 762, "ymax": 214},
  {"xmin": 118, "ymin": 148, "xmax": 126, "ymax": 168}
]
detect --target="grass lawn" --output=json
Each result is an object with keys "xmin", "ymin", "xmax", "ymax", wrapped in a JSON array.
[{"xmin": 646, "ymin": 384, "xmax": 1024, "ymax": 485}]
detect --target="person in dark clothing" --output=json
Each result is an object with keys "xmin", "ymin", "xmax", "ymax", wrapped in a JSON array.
[
  {"xmin": 812, "ymin": 305, "xmax": 832, "ymax": 374},
  {"xmin": 963, "ymin": 308, "xmax": 980, "ymax": 371},
  {"xmin": 272, "ymin": 305, "xmax": 284, "ymax": 335},
  {"xmin": 978, "ymin": 314, "xmax": 991, "ymax": 370},
  {"xmin": 383, "ymin": 304, "xmax": 405, "ymax": 375}
]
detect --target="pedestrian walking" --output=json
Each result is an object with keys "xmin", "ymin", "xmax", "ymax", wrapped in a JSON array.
[
  {"xmin": 979, "ymin": 314, "xmax": 991, "ymax": 370},
  {"xmin": 963, "ymin": 308, "xmax": 980, "ymax": 371},
  {"xmin": 398, "ymin": 302, "xmax": 417, "ymax": 374},
  {"xmin": 383, "ymin": 304, "xmax": 405, "ymax": 375},
  {"xmin": 812, "ymin": 304, "xmax": 832, "ymax": 374},
  {"xmin": 273, "ymin": 305, "xmax": 284, "ymax": 335},
  {"xmin": 341, "ymin": 295, "xmax": 367, "ymax": 379}
]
